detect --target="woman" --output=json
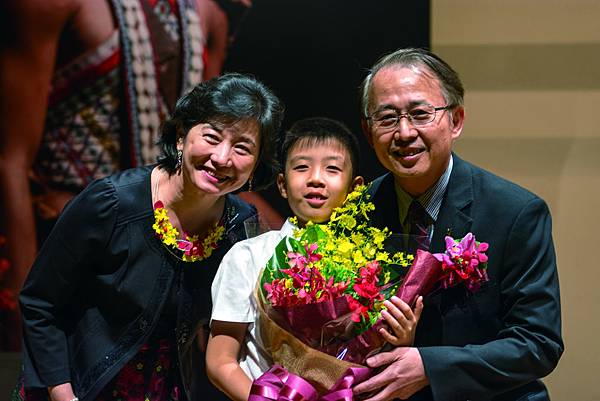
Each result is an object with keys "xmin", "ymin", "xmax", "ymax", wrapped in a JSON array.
[{"xmin": 17, "ymin": 73, "xmax": 283, "ymax": 401}]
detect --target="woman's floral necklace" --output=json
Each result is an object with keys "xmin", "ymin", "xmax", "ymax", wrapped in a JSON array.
[{"xmin": 153, "ymin": 200, "xmax": 225, "ymax": 262}]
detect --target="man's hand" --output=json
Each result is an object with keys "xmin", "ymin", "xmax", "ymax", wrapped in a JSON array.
[{"xmin": 353, "ymin": 347, "xmax": 428, "ymax": 401}]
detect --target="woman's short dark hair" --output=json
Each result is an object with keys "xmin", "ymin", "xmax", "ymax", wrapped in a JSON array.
[
  {"xmin": 278, "ymin": 117, "xmax": 360, "ymax": 178},
  {"xmin": 157, "ymin": 73, "xmax": 284, "ymax": 189}
]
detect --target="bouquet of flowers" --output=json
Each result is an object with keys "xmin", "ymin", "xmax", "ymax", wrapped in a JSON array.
[{"xmin": 253, "ymin": 185, "xmax": 444, "ymax": 396}]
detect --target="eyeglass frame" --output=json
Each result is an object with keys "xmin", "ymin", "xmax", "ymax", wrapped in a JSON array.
[{"xmin": 365, "ymin": 104, "xmax": 455, "ymax": 132}]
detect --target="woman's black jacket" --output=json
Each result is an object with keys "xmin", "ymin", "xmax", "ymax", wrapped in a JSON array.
[{"xmin": 20, "ymin": 165, "xmax": 257, "ymax": 401}]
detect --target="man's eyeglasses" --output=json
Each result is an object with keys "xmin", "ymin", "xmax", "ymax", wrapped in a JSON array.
[{"xmin": 366, "ymin": 104, "xmax": 454, "ymax": 132}]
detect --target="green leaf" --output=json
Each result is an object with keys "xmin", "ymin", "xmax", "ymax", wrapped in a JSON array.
[
  {"xmin": 260, "ymin": 236, "xmax": 305, "ymax": 289},
  {"xmin": 300, "ymin": 224, "xmax": 327, "ymax": 245}
]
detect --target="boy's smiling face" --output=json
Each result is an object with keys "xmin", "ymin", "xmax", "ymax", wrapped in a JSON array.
[{"xmin": 277, "ymin": 138, "xmax": 362, "ymax": 226}]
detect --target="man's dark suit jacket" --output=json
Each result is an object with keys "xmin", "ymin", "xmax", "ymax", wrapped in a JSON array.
[{"xmin": 369, "ymin": 155, "xmax": 563, "ymax": 401}]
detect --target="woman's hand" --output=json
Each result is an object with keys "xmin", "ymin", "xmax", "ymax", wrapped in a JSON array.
[
  {"xmin": 378, "ymin": 296, "xmax": 424, "ymax": 346},
  {"xmin": 48, "ymin": 382, "xmax": 76, "ymax": 401}
]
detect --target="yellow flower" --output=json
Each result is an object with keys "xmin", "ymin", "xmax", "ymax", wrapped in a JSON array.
[
  {"xmin": 163, "ymin": 234, "xmax": 178, "ymax": 247},
  {"xmin": 339, "ymin": 215, "xmax": 356, "ymax": 230},
  {"xmin": 351, "ymin": 233, "xmax": 365, "ymax": 246},
  {"xmin": 338, "ymin": 240, "xmax": 354, "ymax": 254},
  {"xmin": 154, "ymin": 208, "xmax": 168, "ymax": 220},
  {"xmin": 153, "ymin": 204, "xmax": 224, "ymax": 263},
  {"xmin": 376, "ymin": 251, "xmax": 390, "ymax": 263},
  {"xmin": 372, "ymin": 230, "xmax": 386, "ymax": 245},
  {"xmin": 329, "ymin": 210, "xmax": 338, "ymax": 222},
  {"xmin": 346, "ymin": 185, "xmax": 366, "ymax": 202},
  {"xmin": 325, "ymin": 240, "xmax": 336, "ymax": 252},
  {"xmin": 353, "ymin": 250, "xmax": 367, "ymax": 266},
  {"xmin": 363, "ymin": 245, "xmax": 377, "ymax": 259}
]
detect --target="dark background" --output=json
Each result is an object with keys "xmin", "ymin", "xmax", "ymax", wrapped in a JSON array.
[{"xmin": 223, "ymin": 0, "xmax": 430, "ymax": 215}]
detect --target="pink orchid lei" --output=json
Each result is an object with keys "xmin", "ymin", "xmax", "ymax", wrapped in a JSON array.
[{"xmin": 434, "ymin": 232, "xmax": 489, "ymax": 292}]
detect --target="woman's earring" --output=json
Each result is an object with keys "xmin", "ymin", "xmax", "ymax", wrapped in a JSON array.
[
  {"xmin": 176, "ymin": 149, "xmax": 183, "ymax": 174},
  {"xmin": 247, "ymin": 177, "xmax": 254, "ymax": 192}
]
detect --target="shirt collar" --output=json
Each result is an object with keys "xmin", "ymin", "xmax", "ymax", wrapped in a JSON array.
[
  {"xmin": 394, "ymin": 155, "xmax": 454, "ymax": 224},
  {"xmin": 280, "ymin": 218, "xmax": 298, "ymax": 237}
]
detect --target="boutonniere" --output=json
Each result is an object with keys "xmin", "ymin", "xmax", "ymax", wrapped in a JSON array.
[{"xmin": 433, "ymin": 232, "xmax": 489, "ymax": 292}]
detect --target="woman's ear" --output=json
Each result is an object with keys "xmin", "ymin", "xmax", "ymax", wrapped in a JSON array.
[{"xmin": 276, "ymin": 173, "xmax": 288, "ymax": 199}]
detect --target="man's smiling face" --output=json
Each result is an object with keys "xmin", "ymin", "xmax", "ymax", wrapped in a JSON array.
[{"xmin": 366, "ymin": 66, "xmax": 464, "ymax": 196}]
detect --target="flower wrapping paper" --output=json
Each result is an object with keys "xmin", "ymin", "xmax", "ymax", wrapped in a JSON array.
[{"xmin": 255, "ymin": 248, "xmax": 444, "ymax": 393}]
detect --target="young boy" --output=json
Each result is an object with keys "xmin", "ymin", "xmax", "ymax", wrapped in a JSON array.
[{"xmin": 206, "ymin": 117, "xmax": 423, "ymax": 401}]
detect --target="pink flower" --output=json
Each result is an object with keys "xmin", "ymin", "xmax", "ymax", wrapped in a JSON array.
[
  {"xmin": 287, "ymin": 243, "xmax": 322, "ymax": 270},
  {"xmin": 305, "ymin": 243, "xmax": 323, "ymax": 263},
  {"xmin": 264, "ymin": 280, "xmax": 293, "ymax": 307},
  {"xmin": 434, "ymin": 233, "xmax": 490, "ymax": 292}
]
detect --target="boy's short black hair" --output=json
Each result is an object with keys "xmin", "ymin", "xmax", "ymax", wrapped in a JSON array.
[{"xmin": 279, "ymin": 117, "xmax": 360, "ymax": 177}]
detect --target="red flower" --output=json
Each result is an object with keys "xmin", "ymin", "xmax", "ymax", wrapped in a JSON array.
[
  {"xmin": 347, "ymin": 296, "xmax": 369, "ymax": 322},
  {"xmin": 353, "ymin": 281, "xmax": 381, "ymax": 301}
]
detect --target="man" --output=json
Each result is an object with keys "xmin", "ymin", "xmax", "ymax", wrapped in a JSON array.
[
  {"xmin": 0, "ymin": 0, "xmax": 250, "ymax": 351},
  {"xmin": 353, "ymin": 48, "xmax": 563, "ymax": 401}
]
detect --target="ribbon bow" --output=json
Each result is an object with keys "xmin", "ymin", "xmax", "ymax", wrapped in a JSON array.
[{"xmin": 249, "ymin": 364, "xmax": 371, "ymax": 401}]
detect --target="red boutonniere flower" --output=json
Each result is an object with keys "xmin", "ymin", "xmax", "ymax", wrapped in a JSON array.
[{"xmin": 434, "ymin": 232, "xmax": 489, "ymax": 292}]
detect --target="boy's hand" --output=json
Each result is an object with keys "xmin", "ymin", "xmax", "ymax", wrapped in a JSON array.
[{"xmin": 378, "ymin": 296, "xmax": 423, "ymax": 346}]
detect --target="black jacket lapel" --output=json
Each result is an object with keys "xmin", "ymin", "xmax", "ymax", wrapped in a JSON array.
[{"xmin": 430, "ymin": 155, "xmax": 474, "ymax": 254}]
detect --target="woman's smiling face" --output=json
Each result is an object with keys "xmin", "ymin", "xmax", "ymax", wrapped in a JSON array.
[{"xmin": 179, "ymin": 118, "xmax": 260, "ymax": 196}]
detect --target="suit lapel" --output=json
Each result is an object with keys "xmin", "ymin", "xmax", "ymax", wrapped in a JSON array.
[
  {"xmin": 430, "ymin": 155, "xmax": 474, "ymax": 253},
  {"xmin": 369, "ymin": 173, "xmax": 402, "ymax": 233}
]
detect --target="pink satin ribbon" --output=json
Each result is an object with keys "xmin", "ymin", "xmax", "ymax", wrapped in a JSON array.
[{"xmin": 249, "ymin": 364, "xmax": 371, "ymax": 401}]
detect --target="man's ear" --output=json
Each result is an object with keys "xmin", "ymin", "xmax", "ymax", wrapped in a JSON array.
[
  {"xmin": 360, "ymin": 118, "xmax": 374, "ymax": 147},
  {"xmin": 450, "ymin": 106, "xmax": 465, "ymax": 141},
  {"xmin": 276, "ymin": 173, "xmax": 288, "ymax": 199},
  {"xmin": 351, "ymin": 175, "xmax": 365, "ymax": 190}
]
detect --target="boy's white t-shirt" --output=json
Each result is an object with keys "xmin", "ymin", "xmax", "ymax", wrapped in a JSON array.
[{"xmin": 211, "ymin": 219, "xmax": 296, "ymax": 380}]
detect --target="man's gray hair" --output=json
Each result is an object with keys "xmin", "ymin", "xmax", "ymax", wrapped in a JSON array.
[{"xmin": 360, "ymin": 48, "xmax": 464, "ymax": 118}]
